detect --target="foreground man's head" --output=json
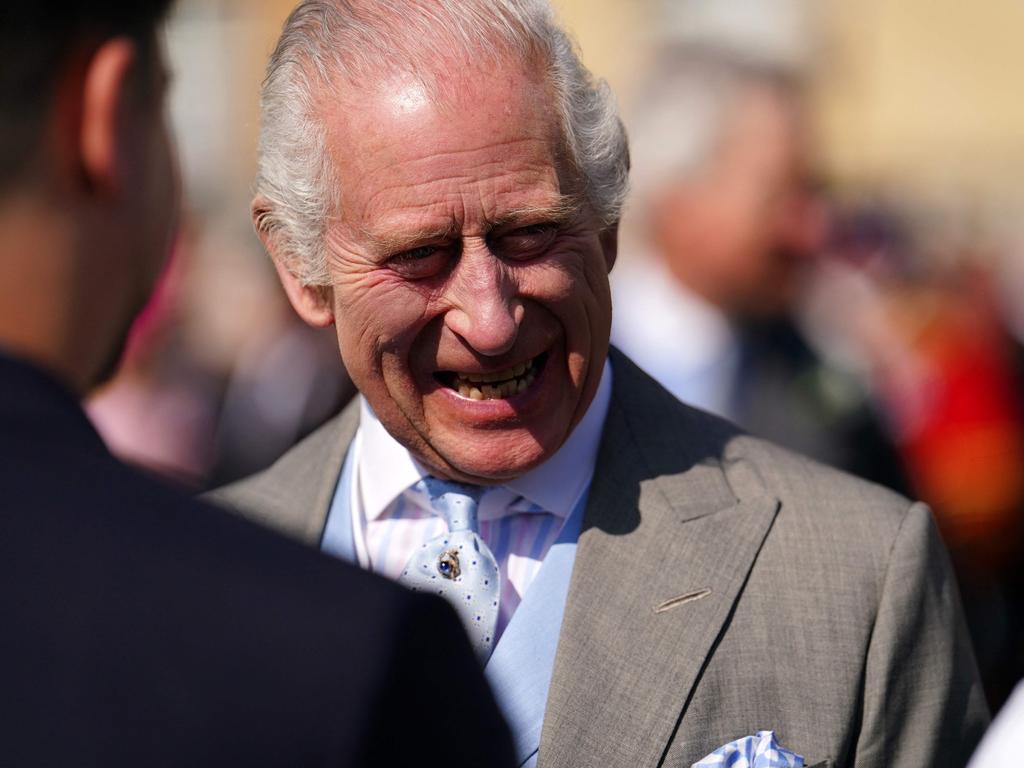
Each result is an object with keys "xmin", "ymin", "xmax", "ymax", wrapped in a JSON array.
[
  {"xmin": 0, "ymin": 3, "xmax": 177, "ymax": 393},
  {"xmin": 252, "ymin": 0, "xmax": 629, "ymax": 485}
]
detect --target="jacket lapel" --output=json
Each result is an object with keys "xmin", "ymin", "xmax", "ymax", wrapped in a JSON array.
[{"xmin": 539, "ymin": 353, "xmax": 780, "ymax": 768}]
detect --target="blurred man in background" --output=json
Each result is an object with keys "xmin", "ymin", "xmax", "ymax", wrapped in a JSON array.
[
  {"xmin": 614, "ymin": 49, "xmax": 910, "ymax": 492},
  {"xmin": 0, "ymin": 3, "xmax": 513, "ymax": 765}
]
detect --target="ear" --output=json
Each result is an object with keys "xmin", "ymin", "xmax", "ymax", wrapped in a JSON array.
[
  {"xmin": 79, "ymin": 37, "xmax": 138, "ymax": 195},
  {"xmin": 253, "ymin": 194, "xmax": 335, "ymax": 328},
  {"xmin": 599, "ymin": 223, "xmax": 619, "ymax": 274}
]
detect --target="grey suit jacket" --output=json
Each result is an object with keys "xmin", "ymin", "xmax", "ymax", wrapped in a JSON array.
[{"xmin": 210, "ymin": 350, "xmax": 988, "ymax": 768}]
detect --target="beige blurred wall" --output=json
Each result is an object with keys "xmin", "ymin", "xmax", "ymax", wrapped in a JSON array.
[
  {"xmin": 550, "ymin": 0, "xmax": 651, "ymax": 100},
  {"xmin": 816, "ymin": 0, "xmax": 1024, "ymax": 207},
  {"xmin": 564, "ymin": 0, "xmax": 1024, "ymax": 212}
]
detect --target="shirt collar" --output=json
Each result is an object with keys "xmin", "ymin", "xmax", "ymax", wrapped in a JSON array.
[{"xmin": 356, "ymin": 357, "xmax": 613, "ymax": 522}]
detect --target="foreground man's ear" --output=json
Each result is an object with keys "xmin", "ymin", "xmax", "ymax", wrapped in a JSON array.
[
  {"xmin": 600, "ymin": 223, "xmax": 619, "ymax": 274},
  {"xmin": 78, "ymin": 37, "xmax": 139, "ymax": 196},
  {"xmin": 253, "ymin": 194, "xmax": 335, "ymax": 328}
]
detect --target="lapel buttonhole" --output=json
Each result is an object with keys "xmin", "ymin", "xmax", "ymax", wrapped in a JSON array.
[{"xmin": 653, "ymin": 588, "xmax": 712, "ymax": 614}]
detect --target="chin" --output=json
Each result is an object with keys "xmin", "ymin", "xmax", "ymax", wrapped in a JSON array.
[{"xmin": 433, "ymin": 429, "xmax": 560, "ymax": 484}]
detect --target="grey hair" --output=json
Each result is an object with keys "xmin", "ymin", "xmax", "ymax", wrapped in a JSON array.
[
  {"xmin": 627, "ymin": 47, "xmax": 803, "ymax": 203},
  {"xmin": 255, "ymin": 0, "xmax": 629, "ymax": 286}
]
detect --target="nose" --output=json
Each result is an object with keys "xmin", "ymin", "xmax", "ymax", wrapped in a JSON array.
[{"xmin": 443, "ymin": 247, "xmax": 523, "ymax": 357}]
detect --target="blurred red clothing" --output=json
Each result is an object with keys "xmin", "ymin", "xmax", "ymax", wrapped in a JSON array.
[{"xmin": 885, "ymin": 292, "xmax": 1024, "ymax": 572}]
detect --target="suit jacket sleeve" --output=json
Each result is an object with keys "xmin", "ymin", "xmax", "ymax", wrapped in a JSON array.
[
  {"xmin": 854, "ymin": 502, "xmax": 988, "ymax": 767},
  {"xmin": 356, "ymin": 592, "xmax": 516, "ymax": 768}
]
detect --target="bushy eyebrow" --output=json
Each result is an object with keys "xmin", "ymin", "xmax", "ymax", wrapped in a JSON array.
[
  {"xmin": 489, "ymin": 195, "xmax": 583, "ymax": 230},
  {"xmin": 359, "ymin": 193, "xmax": 583, "ymax": 256},
  {"xmin": 361, "ymin": 220, "xmax": 463, "ymax": 255}
]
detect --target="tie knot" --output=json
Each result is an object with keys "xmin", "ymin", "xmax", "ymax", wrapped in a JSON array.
[{"xmin": 414, "ymin": 477, "xmax": 484, "ymax": 533}]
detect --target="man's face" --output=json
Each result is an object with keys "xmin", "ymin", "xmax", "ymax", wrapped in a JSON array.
[
  {"xmin": 658, "ymin": 86, "xmax": 824, "ymax": 318},
  {"xmin": 316, "ymin": 63, "xmax": 615, "ymax": 484}
]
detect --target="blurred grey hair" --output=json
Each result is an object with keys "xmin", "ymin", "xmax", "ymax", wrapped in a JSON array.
[
  {"xmin": 627, "ymin": 48, "xmax": 802, "ymax": 204},
  {"xmin": 255, "ymin": 0, "xmax": 629, "ymax": 286}
]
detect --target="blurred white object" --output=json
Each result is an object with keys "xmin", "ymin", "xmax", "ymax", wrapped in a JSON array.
[{"xmin": 966, "ymin": 681, "xmax": 1024, "ymax": 767}]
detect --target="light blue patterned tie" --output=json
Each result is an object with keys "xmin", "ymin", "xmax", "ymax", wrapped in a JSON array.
[{"xmin": 398, "ymin": 477, "xmax": 501, "ymax": 662}]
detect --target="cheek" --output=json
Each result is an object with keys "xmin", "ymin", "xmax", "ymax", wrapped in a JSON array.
[
  {"xmin": 332, "ymin": 273, "xmax": 436, "ymax": 375},
  {"xmin": 558, "ymin": 251, "xmax": 614, "ymax": 364},
  {"xmin": 522, "ymin": 246, "xmax": 612, "ymax": 322},
  {"xmin": 517, "ymin": 251, "xmax": 612, "ymax": 395}
]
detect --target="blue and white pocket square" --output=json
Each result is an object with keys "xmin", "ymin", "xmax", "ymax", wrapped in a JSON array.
[{"xmin": 692, "ymin": 730, "xmax": 804, "ymax": 768}]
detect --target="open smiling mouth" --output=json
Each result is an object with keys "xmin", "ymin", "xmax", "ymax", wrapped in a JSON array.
[{"xmin": 436, "ymin": 353, "xmax": 547, "ymax": 400}]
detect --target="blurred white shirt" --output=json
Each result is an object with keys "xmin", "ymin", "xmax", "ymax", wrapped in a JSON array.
[{"xmin": 612, "ymin": 254, "xmax": 739, "ymax": 416}]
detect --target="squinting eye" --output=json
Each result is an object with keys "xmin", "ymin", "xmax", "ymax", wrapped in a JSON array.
[
  {"xmin": 387, "ymin": 244, "xmax": 452, "ymax": 279},
  {"xmin": 492, "ymin": 223, "xmax": 559, "ymax": 261}
]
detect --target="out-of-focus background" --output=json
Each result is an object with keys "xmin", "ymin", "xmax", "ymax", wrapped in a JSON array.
[{"xmin": 88, "ymin": 0, "xmax": 1024, "ymax": 712}]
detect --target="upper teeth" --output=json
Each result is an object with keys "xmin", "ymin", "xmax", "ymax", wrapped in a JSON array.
[
  {"xmin": 452, "ymin": 358, "xmax": 536, "ymax": 400},
  {"xmin": 460, "ymin": 361, "xmax": 529, "ymax": 383}
]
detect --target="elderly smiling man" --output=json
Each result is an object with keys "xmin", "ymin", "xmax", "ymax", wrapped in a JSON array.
[{"xmin": 214, "ymin": 1, "xmax": 987, "ymax": 766}]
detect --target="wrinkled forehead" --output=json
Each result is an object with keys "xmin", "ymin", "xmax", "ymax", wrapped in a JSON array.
[
  {"xmin": 313, "ymin": 36, "xmax": 561, "ymax": 139},
  {"xmin": 329, "ymin": 56, "xmax": 558, "ymax": 139},
  {"xmin": 317, "ymin": 58, "xmax": 577, "ymax": 214}
]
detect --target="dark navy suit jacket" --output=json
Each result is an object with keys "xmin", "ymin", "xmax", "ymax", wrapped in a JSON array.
[{"xmin": 0, "ymin": 352, "xmax": 513, "ymax": 767}]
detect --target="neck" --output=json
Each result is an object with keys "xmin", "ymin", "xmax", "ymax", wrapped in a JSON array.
[{"xmin": 0, "ymin": 198, "xmax": 110, "ymax": 396}]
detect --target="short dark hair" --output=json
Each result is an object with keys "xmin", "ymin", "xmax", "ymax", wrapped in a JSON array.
[{"xmin": 0, "ymin": 1, "xmax": 176, "ymax": 187}]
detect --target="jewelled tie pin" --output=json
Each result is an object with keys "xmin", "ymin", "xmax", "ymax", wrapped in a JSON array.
[{"xmin": 437, "ymin": 548, "xmax": 461, "ymax": 579}]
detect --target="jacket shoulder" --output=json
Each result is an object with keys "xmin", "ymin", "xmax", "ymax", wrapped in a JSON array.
[
  {"xmin": 206, "ymin": 404, "xmax": 358, "ymax": 539},
  {"xmin": 611, "ymin": 347, "xmax": 913, "ymax": 537}
]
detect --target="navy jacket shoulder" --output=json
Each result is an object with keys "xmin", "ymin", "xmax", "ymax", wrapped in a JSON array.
[{"xmin": 0, "ymin": 353, "xmax": 513, "ymax": 767}]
